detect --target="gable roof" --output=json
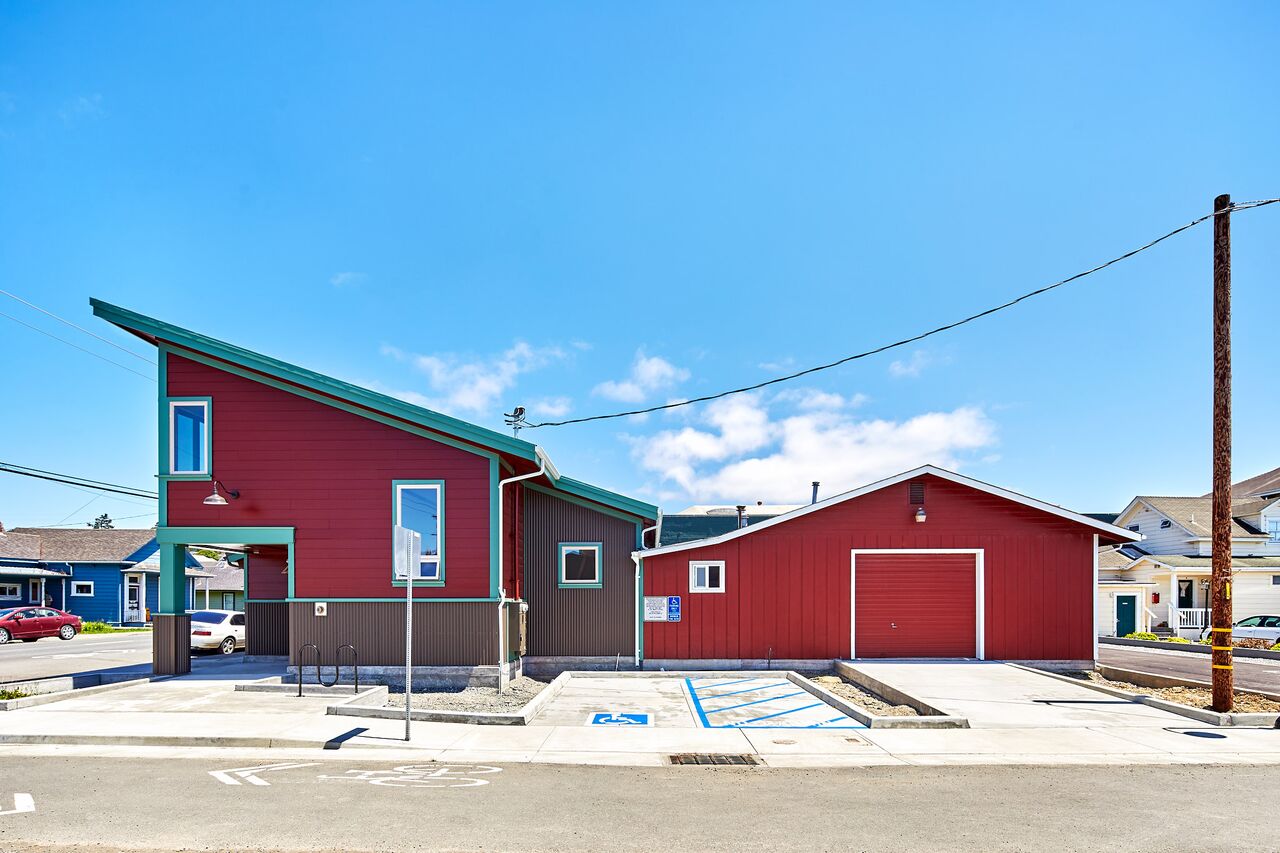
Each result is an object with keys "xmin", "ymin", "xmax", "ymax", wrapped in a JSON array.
[
  {"xmin": 91, "ymin": 299, "xmax": 657, "ymax": 523},
  {"xmin": 1204, "ymin": 466, "xmax": 1280, "ymax": 501},
  {"xmin": 0, "ymin": 532, "xmax": 42, "ymax": 560},
  {"xmin": 1124, "ymin": 496, "xmax": 1267, "ymax": 540},
  {"xmin": 194, "ymin": 558, "xmax": 243, "ymax": 591},
  {"xmin": 9, "ymin": 528, "xmax": 158, "ymax": 562},
  {"xmin": 637, "ymin": 465, "xmax": 1141, "ymax": 558}
]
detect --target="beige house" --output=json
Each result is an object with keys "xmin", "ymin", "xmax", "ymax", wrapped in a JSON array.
[{"xmin": 1096, "ymin": 467, "xmax": 1280, "ymax": 638}]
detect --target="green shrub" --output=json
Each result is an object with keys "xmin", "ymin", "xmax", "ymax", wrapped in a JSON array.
[
  {"xmin": 1123, "ymin": 632, "xmax": 1160, "ymax": 641},
  {"xmin": 0, "ymin": 688, "xmax": 29, "ymax": 701},
  {"xmin": 80, "ymin": 621, "xmax": 114, "ymax": 634},
  {"xmin": 1271, "ymin": 643, "xmax": 1280, "ymax": 652},
  {"xmin": 1162, "ymin": 636, "xmax": 1191, "ymax": 644}
]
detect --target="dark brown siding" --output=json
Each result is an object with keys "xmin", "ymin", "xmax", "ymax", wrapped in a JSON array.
[
  {"xmin": 246, "ymin": 601, "xmax": 290, "ymax": 655},
  {"xmin": 523, "ymin": 487, "xmax": 638, "ymax": 657},
  {"xmin": 287, "ymin": 601, "xmax": 497, "ymax": 666},
  {"xmin": 152, "ymin": 614, "xmax": 192, "ymax": 675}
]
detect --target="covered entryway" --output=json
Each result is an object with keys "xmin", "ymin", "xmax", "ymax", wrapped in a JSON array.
[{"xmin": 851, "ymin": 550, "xmax": 982, "ymax": 659}]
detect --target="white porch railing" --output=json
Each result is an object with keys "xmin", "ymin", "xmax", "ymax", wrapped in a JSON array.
[{"xmin": 1173, "ymin": 607, "xmax": 1209, "ymax": 629}]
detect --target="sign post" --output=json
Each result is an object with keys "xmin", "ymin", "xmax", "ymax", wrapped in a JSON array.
[{"xmin": 393, "ymin": 525, "xmax": 421, "ymax": 742}]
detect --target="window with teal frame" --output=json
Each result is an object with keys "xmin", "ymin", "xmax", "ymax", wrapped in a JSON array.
[
  {"xmin": 168, "ymin": 398, "xmax": 210, "ymax": 476},
  {"xmin": 558, "ymin": 542, "xmax": 602, "ymax": 588},
  {"xmin": 393, "ymin": 481, "xmax": 445, "ymax": 585}
]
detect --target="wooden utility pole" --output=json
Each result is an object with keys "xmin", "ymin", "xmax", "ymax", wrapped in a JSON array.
[{"xmin": 1210, "ymin": 193, "xmax": 1233, "ymax": 713}]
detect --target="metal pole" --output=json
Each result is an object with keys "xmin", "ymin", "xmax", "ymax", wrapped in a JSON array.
[
  {"xmin": 1210, "ymin": 193, "xmax": 1233, "ymax": 713},
  {"xmin": 405, "ymin": 547, "xmax": 413, "ymax": 742}
]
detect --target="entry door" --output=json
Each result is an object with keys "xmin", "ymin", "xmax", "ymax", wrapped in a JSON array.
[
  {"xmin": 1115, "ymin": 595, "xmax": 1137, "ymax": 637},
  {"xmin": 852, "ymin": 552, "xmax": 979, "ymax": 658},
  {"xmin": 28, "ymin": 579, "xmax": 40, "ymax": 604},
  {"xmin": 1177, "ymin": 580, "xmax": 1195, "ymax": 609},
  {"xmin": 124, "ymin": 575, "xmax": 144, "ymax": 622}
]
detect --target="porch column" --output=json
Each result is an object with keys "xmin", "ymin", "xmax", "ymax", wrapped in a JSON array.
[
  {"xmin": 152, "ymin": 542, "xmax": 191, "ymax": 675},
  {"xmin": 1168, "ymin": 573, "xmax": 1179, "ymax": 632}
]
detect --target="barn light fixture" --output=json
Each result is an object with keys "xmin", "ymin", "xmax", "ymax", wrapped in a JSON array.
[
  {"xmin": 914, "ymin": 506, "xmax": 927, "ymax": 523},
  {"xmin": 203, "ymin": 480, "xmax": 240, "ymax": 507}
]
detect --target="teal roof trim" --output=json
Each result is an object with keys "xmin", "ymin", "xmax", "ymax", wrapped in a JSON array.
[
  {"xmin": 554, "ymin": 476, "xmax": 658, "ymax": 521},
  {"xmin": 91, "ymin": 298, "xmax": 539, "ymax": 463}
]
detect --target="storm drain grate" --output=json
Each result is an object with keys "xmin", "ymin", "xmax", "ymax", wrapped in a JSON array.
[{"xmin": 668, "ymin": 753, "xmax": 760, "ymax": 766}]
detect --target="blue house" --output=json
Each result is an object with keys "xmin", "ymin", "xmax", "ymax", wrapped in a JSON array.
[{"xmin": 0, "ymin": 527, "xmax": 207, "ymax": 624}]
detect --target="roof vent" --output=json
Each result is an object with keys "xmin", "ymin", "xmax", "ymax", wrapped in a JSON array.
[{"xmin": 908, "ymin": 482, "xmax": 925, "ymax": 505}]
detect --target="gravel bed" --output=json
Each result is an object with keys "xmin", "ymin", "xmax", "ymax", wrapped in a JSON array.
[
  {"xmin": 808, "ymin": 674, "xmax": 919, "ymax": 717},
  {"xmin": 1073, "ymin": 671, "xmax": 1280, "ymax": 714},
  {"xmin": 384, "ymin": 676, "xmax": 548, "ymax": 713}
]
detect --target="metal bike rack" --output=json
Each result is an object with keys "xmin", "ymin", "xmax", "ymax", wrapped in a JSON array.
[{"xmin": 296, "ymin": 643, "xmax": 359, "ymax": 696}]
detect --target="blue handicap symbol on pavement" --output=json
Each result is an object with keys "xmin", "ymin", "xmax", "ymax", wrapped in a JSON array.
[{"xmin": 590, "ymin": 712, "xmax": 650, "ymax": 726}]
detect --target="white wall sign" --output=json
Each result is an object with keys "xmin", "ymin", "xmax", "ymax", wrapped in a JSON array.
[{"xmin": 643, "ymin": 597, "xmax": 667, "ymax": 622}]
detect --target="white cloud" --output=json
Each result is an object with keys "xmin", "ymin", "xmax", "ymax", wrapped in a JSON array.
[
  {"xmin": 529, "ymin": 396, "xmax": 572, "ymax": 418},
  {"xmin": 330, "ymin": 271, "xmax": 367, "ymax": 288},
  {"xmin": 593, "ymin": 351, "xmax": 689, "ymax": 403},
  {"xmin": 382, "ymin": 341, "xmax": 565, "ymax": 417},
  {"xmin": 630, "ymin": 394, "xmax": 996, "ymax": 503},
  {"xmin": 58, "ymin": 93, "xmax": 103, "ymax": 123},
  {"xmin": 888, "ymin": 350, "xmax": 934, "ymax": 378},
  {"xmin": 773, "ymin": 388, "xmax": 868, "ymax": 411}
]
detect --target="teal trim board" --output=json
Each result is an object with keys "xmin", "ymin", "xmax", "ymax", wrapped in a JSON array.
[
  {"xmin": 161, "ymin": 395, "xmax": 213, "ymax": 481},
  {"xmin": 523, "ymin": 482, "xmax": 651, "ymax": 525},
  {"xmin": 156, "ymin": 347, "xmax": 168, "ymax": 526},
  {"xmin": 156, "ymin": 526, "xmax": 295, "ymax": 545}
]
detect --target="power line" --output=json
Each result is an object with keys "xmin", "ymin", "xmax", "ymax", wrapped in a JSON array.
[
  {"xmin": 0, "ymin": 462, "xmax": 157, "ymax": 499},
  {"xmin": 524, "ymin": 197, "xmax": 1280, "ymax": 429},
  {"xmin": 0, "ymin": 308, "xmax": 155, "ymax": 381},
  {"xmin": 34, "ymin": 510, "xmax": 157, "ymax": 528},
  {"xmin": 0, "ymin": 288, "xmax": 155, "ymax": 363}
]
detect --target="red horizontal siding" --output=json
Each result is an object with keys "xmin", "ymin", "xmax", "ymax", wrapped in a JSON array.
[
  {"xmin": 165, "ymin": 352, "xmax": 492, "ymax": 599},
  {"xmin": 643, "ymin": 474, "xmax": 1096, "ymax": 662}
]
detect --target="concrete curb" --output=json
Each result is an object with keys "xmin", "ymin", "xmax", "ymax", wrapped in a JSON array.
[
  {"xmin": 1013, "ymin": 663, "xmax": 1280, "ymax": 727},
  {"xmin": 1096, "ymin": 664, "xmax": 1280, "ymax": 704},
  {"xmin": 0, "ymin": 733, "xmax": 327, "ymax": 749},
  {"xmin": 833, "ymin": 662, "xmax": 969, "ymax": 727},
  {"xmin": 1100, "ymin": 636, "xmax": 1280, "ymax": 660},
  {"xmin": 328, "ymin": 672, "xmax": 571, "ymax": 726},
  {"xmin": 789, "ymin": 671, "xmax": 968, "ymax": 729}
]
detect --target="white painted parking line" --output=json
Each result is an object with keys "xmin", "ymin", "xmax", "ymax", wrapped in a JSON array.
[
  {"xmin": 0, "ymin": 794, "xmax": 35, "ymax": 817},
  {"xmin": 317, "ymin": 765, "xmax": 502, "ymax": 788},
  {"xmin": 209, "ymin": 762, "xmax": 320, "ymax": 786}
]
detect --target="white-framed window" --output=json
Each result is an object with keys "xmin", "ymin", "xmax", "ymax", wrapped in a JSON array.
[
  {"xmin": 222, "ymin": 592, "xmax": 236, "ymax": 609},
  {"xmin": 558, "ymin": 543, "xmax": 602, "ymax": 588},
  {"xmin": 70, "ymin": 581, "xmax": 94, "ymax": 597},
  {"xmin": 1268, "ymin": 520, "xmax": 1280, "ymax": 543},
  {"xmin": 393, "ymin": 481, "xmax": 444, "ymax": 583},
  {"xmin": 689, "ymin": 560, "xmax": 726, "ymax": 593},
  {"xmin": 169, "ymin": 399, "xmax": 210, "ymax": 475},
  {"xmin": 0, "ymin": 583, "xmax": 19, "ymax": 600}
]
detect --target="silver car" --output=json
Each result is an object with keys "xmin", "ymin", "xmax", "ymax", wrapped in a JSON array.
[{"xmin": 1201, "ymin": 615, "xmax": 1280, "ymax": 645}]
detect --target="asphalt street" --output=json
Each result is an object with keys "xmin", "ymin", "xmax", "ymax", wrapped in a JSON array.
[
  {"xmin": 0, "ymin": 631, "xmax": 155, "ymax": 682},
  {"xmin": 0, "ymin": 755, "xmax": 1271, "ymax": 852},
  {"xmin": 1098, "ymin": 644, "xmax": 1280, "ymax": 694}
]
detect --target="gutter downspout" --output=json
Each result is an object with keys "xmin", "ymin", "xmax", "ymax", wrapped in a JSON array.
[
  {"xmin": 633, "ymin": 513, "xmax": 660, "ymax": 670},
  {"xmin": 496, "ymin": 455, "xmax": 548, "ymax": 693}
]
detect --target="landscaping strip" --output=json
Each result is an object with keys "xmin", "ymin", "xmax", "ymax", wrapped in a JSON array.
[
  {"xmin": 1100, "ymin": 636, "xmax": 1280, "ymax": 660},
  {"xmin": 329, "ymin": 671, "xmax": 569, "ymax": 726}
]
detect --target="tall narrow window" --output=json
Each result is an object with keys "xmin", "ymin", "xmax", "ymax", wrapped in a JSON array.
[
  {"xmin": 394, "ymin": 482, "xmax": 444, "ymax": 583},
  {"xmin": 169, "ymin": 400, "xmax": 210, "ymax": 475},
  {"xmin": 558, "ymin": 543, "xmax": 602, "ymax": 588}
]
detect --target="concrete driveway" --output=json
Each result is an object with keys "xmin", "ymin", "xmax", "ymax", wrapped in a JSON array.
[{"xmin": 849, "ymin": 662, "xmax": 1193, "ymax": 729}]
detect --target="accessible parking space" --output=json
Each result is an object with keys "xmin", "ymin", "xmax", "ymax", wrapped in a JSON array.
[{"xmin": 686, "ymin": 677, "xmax": 866, "ymax": 729}]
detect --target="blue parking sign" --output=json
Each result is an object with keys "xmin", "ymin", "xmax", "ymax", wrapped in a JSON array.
[{"xmin": 666, "ymin": 595, "xmax": 681, "ymax": 622}]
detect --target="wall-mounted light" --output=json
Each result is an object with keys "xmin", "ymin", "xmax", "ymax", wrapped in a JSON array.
[
  {"xmin": 203, "ymin": 480, "xmax": 240, "ymax": 507},
  {"xmin": 914, "ymin": 506, "xmax": 927, "ymax": 523}
]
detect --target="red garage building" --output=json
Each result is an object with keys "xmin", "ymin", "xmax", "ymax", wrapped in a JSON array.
[{"xmin": 636, "ymin": 467, "xmax": 1138, "ymax": 669}]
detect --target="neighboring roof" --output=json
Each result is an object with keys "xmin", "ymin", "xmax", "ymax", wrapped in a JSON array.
[
  {"xmin": 1084, "ymin": 512, "xmax": 1119, "ymax": 525},
  {"xmin": 194, "ymin": 558, "xmax": 244, "ymax": 591},
  {"xmin": 1097, "ymin": 548, "xmax": 1134, "ymax": 569},
  {"xmin": 10, "ymin": 528, "xmax": 158, "ymax": 562},
  {"xmin": 1205, "ymin": 466, "xmax": 1280, "ymax": 500},
  {"xmin": 660, "ymin": 514, "xmax": 779, "ymax": 547},
  {"xmin": 0, "ymin": 532, "xmax": 42, "ymax": 560},
  {"xmin": 1137, "ymin": 554, "xmax": 1280, "ymax": 570},
  {"xmin": 1131, "ymin": 496, "xmax": 1266, "ymax": 540},
  {"xmin": 638, "ymin": 465, "xmax": 1141, "ymax": 558},
  {"xmin": 0, "ymin": 566, "xmax": 73, "ymax": 578},
  {"xmin": 1233, "ymin": 497, "xmax": 1280, "ymax": 519},
  {"xmin": 91, "ymin": 299, "xmax": 657, "ymax": 523},
  {"xmin": 675, "ymin": 504, "xmax": 804, "ymax": 516}
]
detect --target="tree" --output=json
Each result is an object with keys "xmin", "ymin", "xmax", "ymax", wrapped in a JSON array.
[{"xmin": 88, "ymin": 514, "xmax": 114, "ymax": 529}]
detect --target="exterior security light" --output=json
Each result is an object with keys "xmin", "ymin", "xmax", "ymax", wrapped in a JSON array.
[
  {"xmin": 914, "ymin": 506, "xmax": 927, "ymax": 523},
  {"xmin": 203, "ymin": 480, "xmax": 240, "ymax": 506}
]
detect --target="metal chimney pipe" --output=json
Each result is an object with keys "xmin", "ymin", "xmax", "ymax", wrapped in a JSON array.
[
  {"xmin": 735, "ymin": 505, "xmax": 747, "ymax": 528},
  {"xmin": 811, "ymin": 481, "xmax": 820, "ymax": 504}
]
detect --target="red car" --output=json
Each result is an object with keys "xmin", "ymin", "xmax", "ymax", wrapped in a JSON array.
[{"xmin": 0, "ymin": 607, "xmax": 82, "ymax": 644}]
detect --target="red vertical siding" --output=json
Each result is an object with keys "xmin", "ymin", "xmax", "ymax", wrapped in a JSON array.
[
  {"xmin": 164, "ymin": 352, "xmax": 493, "ymax": 599},
  {"xmin": 643, "ymin": 474, "xmax": 1096, "ymax": 662}
]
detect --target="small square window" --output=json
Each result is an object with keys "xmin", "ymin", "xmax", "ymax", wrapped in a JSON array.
[
  {"xmin": 689, "ymin": 560, "xmax": 726, "ymax": 593},
  {"xmin": 0, "ymin": 584, "xmax": 19, "ymax": 600},
  {"xmin": 1272, "ymin": 575, "xmax": 1280, "ymax": 586},
  {"xmin": 1128, "ymin": 524, "xmax": 1140, "ymax": 533},
  {"xmin": 70, "ymin": 581, "xmax": 94, "ymax": 597},
  {"xmin": 558, "ymin": 543, "xmax": 602, "ymax": 587}
]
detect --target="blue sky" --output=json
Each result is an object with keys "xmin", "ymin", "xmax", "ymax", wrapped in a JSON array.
[{"xmin": 1, "ymin": 3, "xmax": 1278, "ymax": 529}]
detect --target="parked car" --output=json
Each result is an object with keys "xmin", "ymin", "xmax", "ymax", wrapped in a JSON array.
[
  {"xmin": 190, "ymin": 609, "xmax": 246, "ymax": 654},
  {"xmin": 0, "ymin": 607, "xmax": 82, "ymax": 644},
  {"xmin": 1200, "ymin": 615, "xmax": 1280, "ymax": 645}
]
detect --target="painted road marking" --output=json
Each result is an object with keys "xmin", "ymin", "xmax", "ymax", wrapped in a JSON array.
[
  {"xmin": 209, "ymin": 762, "xmax": 320, "ymax": 786},
  {"xmin": 318, "ymin": 765, "xmax": 502, "ymax": 788},
  {"xmin": 0, "ymin": 794, "xmax": 35, "ymax": 817},
  {"xmin": 588, "ymin": 712, "xmax": 651, "ymax": 726},
  {"xmin": 686, "ymin": 677, "xmax": 866, "ymax": 730}
]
